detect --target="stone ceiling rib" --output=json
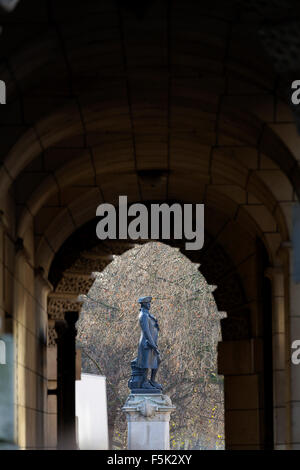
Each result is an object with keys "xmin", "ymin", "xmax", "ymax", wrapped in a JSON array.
[{"xmin": 0, "ymin": 0, "xmax": 297, "ymax": 281}]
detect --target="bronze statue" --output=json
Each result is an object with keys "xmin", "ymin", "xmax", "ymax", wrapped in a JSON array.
[{"xmin": 128, "ymin": 296, "xmax": 162, "ymax": 393}]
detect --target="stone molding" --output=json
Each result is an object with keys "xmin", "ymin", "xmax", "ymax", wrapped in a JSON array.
[{"xmin": 122, "ymin": 393, "xmax": 175, "ymax": 421}]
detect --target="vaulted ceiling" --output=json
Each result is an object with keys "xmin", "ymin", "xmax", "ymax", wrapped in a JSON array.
[{"xmin": 0, "ymin": 0, "xmax": 299, "ymax": 273}]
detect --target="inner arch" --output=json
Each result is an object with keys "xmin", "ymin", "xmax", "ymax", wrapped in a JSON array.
[{"xmin": 76, "ymin": 241, "xmax": 225, "ymax": 450}]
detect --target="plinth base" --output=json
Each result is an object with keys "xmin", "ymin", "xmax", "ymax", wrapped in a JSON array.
[{"xmin": 122, "ymin": 393, "xmax": 175, "ymax": 450}]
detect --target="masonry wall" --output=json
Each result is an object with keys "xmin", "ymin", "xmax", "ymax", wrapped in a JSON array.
[
  {"xmin": 0, "ymin": 192, "xmax": 49, "ymax": 448},
  {"xmin": 0, "ymin": 189, "xmax": 16, "ymax": 446},
  {"xmin": 14, "ymin": 223, "xmax": 49, "ymax": 449}
]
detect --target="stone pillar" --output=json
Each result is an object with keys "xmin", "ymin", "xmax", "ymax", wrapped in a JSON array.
[
  {"xmin": 55, "ymin": 311, "xmax": 79, "ymax": 450},
  {"xmin": 122, "ymin": 393, "xmax": 175, "ymax": 450},
  {"xmin": 265, "ymin": 266, "xmax": 288, "ymax": 449},
  {"xmin": 0, "ymin": 334, "xmax": 15, "ymax": 449}
]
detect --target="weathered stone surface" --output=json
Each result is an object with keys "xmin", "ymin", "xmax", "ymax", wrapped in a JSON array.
[{"xmin": 122, "ymin": 393, "xmax": 175, "ymax": 450}]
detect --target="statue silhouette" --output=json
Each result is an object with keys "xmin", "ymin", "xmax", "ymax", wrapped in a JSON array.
[{"xmin": 128, "ymin": 296, "xmax": 162, "ymax": 393}]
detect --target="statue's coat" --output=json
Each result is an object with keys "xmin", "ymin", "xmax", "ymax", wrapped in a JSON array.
[{"xmin": 136, "ymin": 307, "xmax": 159, "ymax": 369}]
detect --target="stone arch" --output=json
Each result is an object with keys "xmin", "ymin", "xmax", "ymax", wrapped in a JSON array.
[
  {"xmin": 47, "ymin": 234, "xmax": 248, "ymax": 337},
  {"xmin": 2, "ymin": 98, "xmax": 300, "ymax": 201},
  {"xmin": 45, "ymin": 215, "xmax": 271, "ymax": 449},
  {"xmin": 1, "ymin": 0, "xmax": 299, "ymax": 450}
]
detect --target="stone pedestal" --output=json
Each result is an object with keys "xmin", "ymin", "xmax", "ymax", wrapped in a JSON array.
[{"xmin": 122, "ymin": 393, "xmax": 175, "ymax": 450}]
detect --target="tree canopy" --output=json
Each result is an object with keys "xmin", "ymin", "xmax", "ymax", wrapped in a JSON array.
[{"xmin": 76, "ymin": 242, "xmax": 224, "ymax": 449}]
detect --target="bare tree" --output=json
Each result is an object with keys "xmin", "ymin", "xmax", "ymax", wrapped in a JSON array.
[{"xmin": 76, "ymin": 242, "xmax": 224, "ymax": 449}]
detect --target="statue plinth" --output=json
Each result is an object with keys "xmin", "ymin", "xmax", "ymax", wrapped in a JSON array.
[{"xmin": 122, "ymin": 393, "xmax": 176, "ymax": 450}]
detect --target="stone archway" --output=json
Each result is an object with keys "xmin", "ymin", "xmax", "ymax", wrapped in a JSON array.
[
  {"xmin": 0, "ymin": 0, "xmax": 299, "ymax": 450},
  {"xmin": 46, "ymin": 215, "xmax": 269, "ymax": 449}
]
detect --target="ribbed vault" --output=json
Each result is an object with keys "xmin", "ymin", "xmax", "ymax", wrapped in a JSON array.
[{"xmin": 1, "ymin": 0, "xmax": 299, "ymax": 450}]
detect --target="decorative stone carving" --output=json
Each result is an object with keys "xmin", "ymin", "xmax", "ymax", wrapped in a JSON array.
[
  {"xmin": 48, "ymin": 326, "xmax": 57, "ymax": 347},
  {"xmin": 55, "ymin": 275, "xmax": 94, "ymax": 295},
  {"xmin": 48, "ymin": 298, "xmax": 82, "ymax": 319},
  {"xmin": 122, "ymin": 393, "xmax": 175, "ymax": 450},
  {"xmin": 123, "ymin": 394, "xmax": 175, "ymax": 419},
  {"xmin": 70, "ymin": 257, "xmax": 110, "ymax": 274}
]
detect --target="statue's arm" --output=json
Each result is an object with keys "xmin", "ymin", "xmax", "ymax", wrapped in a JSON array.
[{"xmin": 139, "ymin": 313, "xmax": 157, "ymax": 349}]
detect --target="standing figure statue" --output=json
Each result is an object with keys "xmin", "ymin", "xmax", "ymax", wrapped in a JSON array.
[{"xmin": 128, "ymin": 296, "xmax": 162, "ymax": 393}]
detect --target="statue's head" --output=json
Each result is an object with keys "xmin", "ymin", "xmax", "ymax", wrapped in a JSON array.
[{"xmin": 138, "ymin": 296, "xmax": 152, "ymax": 310}]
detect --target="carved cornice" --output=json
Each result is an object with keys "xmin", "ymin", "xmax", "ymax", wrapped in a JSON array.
[
  {"xmin": 35, "ymin": 266, "xmax": 53, "ymax": 293},
  {"xmin": 122, "ymin": 394, "xmax": 175, "ymax": 420}
]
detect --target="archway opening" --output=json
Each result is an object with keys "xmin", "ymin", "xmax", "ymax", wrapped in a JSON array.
[
  {"xmin": 47, "ymin": 217, "xmax": 274, "ymax": 451},
  {"xmin": 76, "ymin": 241, "xmax": 225, "ymax": 450}
]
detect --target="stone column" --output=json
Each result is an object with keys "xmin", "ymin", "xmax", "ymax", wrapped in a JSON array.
[
  {"xmin": 122, "ymin": 393, "xmax": 175, "ymax": 450},
  {"xmin": 55, "ymin": 311, "xmax": 79, "ymax": 450},
  {"xmin": 265, "ymin": 266, "xmax": 288, "ymax": 449}
]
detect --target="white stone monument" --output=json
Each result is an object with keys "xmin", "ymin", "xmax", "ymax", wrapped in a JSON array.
[
  {"xmin": 76, "ymin": 373, "xmax": 109, "ymax": 449},
  {"xmin": 122, "ymin": 393, "xmax": 175, "ymax": 450}
]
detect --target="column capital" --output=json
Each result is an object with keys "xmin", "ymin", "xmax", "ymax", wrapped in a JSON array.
[
  {"xmin": 35, "ymin": 266, "xmax": 53, "ymax": 294},
  {"xmin": 264, "ymin": 266, "xmax": 284, "ymax": 279}
]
